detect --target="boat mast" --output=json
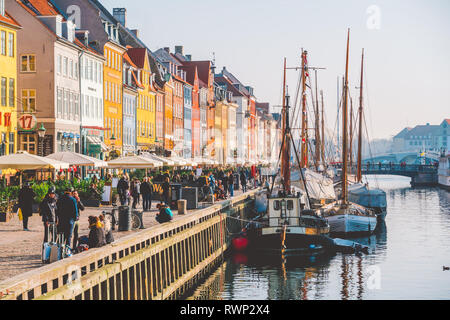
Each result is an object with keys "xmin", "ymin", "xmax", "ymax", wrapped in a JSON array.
[
  {"xmin": 314, "ymin": 69, "xmax": 321, "ymax": 171},
  {"xmin": 321, "ymin": 90, "xmax": 325, "ymax": 166},
  {"xmin": 341, "ymin": 29, "xmax": 350, "ymax": 204},
  {"xmin": 281, "ymin": 58, "xmax": 291, "ymax": 193},
  {"xmin": 301, "ymin": 50, "xmax": 308, "ymax": 168},
  {"xmin": 349, "ymin": 97, "xmax": 353, "ymax": 172},
  {"xmin": 357, "ymin": 49, "xmax": 365, "ymax": 183}
]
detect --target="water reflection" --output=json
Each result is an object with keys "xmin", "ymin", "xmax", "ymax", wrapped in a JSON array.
[{"xmin": 186, "ymin": 176, "xmax": 450, "ymax": 300}]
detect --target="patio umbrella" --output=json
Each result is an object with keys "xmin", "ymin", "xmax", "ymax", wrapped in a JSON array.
[
  {"xmin": 46, "ymin": 152, "xmax": 107, "ymax": 167},
  {"xmin": 0, "ymin": 151, "xmax": 70, "ymax": 170},
  {"xmin": 142, "ymin": 153, "xmax": 175, "ymax": 166},
  {"xmin": 168, "ymin": 156, "xmax": 188, "ymax": 166},
  {"xmin": 107, "ymin": 155, "xmax": 163, "ymax": 169}
]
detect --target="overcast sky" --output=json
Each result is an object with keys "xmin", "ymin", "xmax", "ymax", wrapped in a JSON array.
[{"xmin": 101, "ymin": 0, "xmax": 450, "ymax": 140}]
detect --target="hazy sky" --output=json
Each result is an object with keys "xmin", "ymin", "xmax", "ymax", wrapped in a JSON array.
[{"xmin": 101, "ymin": 0, "xmax": 450, "ymax": 140}]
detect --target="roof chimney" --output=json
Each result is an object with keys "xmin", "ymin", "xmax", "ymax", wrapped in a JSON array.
[
  {"xmin": 130, "ymin": 29, "xmax": 139, "ymax": 38},
  {"xmin": 113, "ymin": 8, "xmax": 127, "ymax": 27},
  {"xmin": 185, "ymin": 54, "xmax": 192, "ymax": 61},
  {"xmin": 164, "ymin": 47, "xmax": 170, "ymax": 53},
  {"xmin": 175, "ymin": 45, "xmax": 184, "ymax": 56}
]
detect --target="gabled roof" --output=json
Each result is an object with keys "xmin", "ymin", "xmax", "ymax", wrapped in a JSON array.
[
  {"xmin": 219, "ymin": 67, "xmax": 251, "ymax": 97},
  {"xmin": 154, "ymin": 48, "xmax": 183, "ymax": 67},
  {"xmin": 181, "ymin": 61, "xmax": 212, "ymax": 87},
  {"xmin": 214, "ymin": 75, "xmax": 243, "ymax": 97},
  {"xmin": 404, "ymin": 125, "xmax": 441, "ymax": 138},
  {"xmin": 126, "ymin": 47, "xmax": 147, "ymax": 69},
  {"xmin": 0, "ymin": 11, "xmax": 21, "ymax": 28},
  {"xmin": 123, "ymin": 51, "xmax": 138, "ymax": 69},
  {"xmin": 19, "ymin": 0, "xmax": 60, "ymax": 16}
]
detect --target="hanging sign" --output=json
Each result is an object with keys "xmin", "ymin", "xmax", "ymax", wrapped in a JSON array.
[{"xmin": 18, "ymin": 114, "xmax": 37, "ymax": 132}]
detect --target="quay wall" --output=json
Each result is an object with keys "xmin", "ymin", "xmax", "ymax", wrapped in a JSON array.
[{"xmin": 0, "ymin": 189, "xmax": 260, "ymax": 300}]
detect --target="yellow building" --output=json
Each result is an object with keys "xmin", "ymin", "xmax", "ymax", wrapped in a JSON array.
[
  {"xmin": 0, "ymin": 8, "xmax": 20, "ymax": 155},
  {"xmin": 127, "ymin": 48, "xmax": 156, "ymax": 151},
  {"xmin": 103, "ymin": 42, "xmax": 126, "ymax": 158}
]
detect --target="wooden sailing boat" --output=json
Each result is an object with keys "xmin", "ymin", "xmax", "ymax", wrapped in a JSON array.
[
  {"xmin": 321, "ymin": 30, "xmax": 378, "ymax": 235},
  {"xmin": 347, "ymin": 48, "xmax": 388, "ymax": 221},
  {"xmin": 245, "ymin": 56, "xmax": 331, "ymax": 254}
]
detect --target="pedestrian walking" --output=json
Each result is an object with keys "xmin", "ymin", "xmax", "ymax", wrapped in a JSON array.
[
  {"xmin": 240, "ymin": 171, "xmax": 247, "ymax": 193},
  {"xmin": 140, "ymin": 177, "xmax": 152, "ymax": 212},
  {"xmin": 131, "ymin": 178, "xmax": 141, "ymax": 209},
  {"xmin": 228, "ymin": 172, "xmax": 235, "ymax": 197},
  {"xmin": 18, "ymin": 182, "xmax": 36, "ymax": 231},
  {"xmin": 117, "ymin": 174, "xmax": 130, "ymax": 205},
  {"xmin": 39, "ymin": 187, "xmax": 57, "ymax": 243},
  {"xmin": 162, "ymin": 176, "xmax": 171, "ymax": 206},
  {"xmin": 56, "ymin": 188, "xmax": 78, "ymax": 248},
  {"xmin": 72, "ymin": 190, "xmax": 85, "ymax": 249}
]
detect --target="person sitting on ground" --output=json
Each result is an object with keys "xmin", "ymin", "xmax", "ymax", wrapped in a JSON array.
[
  {"xmin": 88, "ymin": 216, "xmax": 106, "ymax": 249},
  {"xmin": 155, "ymin": 203, "xmax": 173, "ymax": 224},
  {"xmin": 99, "ymin": 213, "xmax": 114, "ymax": 244}
]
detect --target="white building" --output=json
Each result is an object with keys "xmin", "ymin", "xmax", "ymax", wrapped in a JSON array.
[{"xmin": 76, "ymin": 30, "xmax": 106, "ymax": 158}]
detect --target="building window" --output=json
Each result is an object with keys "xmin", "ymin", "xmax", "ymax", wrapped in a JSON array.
[
  {"xmin": 8, "ymin": 78, "xmax": 14, "ymax": 107},
  {"xmin": 8, "ymin": 33, "xmax": 14, "ymax": 57},
  {"xmin": 21, "ymin": 89, "xmax": 36, "ymax": 112},
  {"xmin": 9, "ymin": 133, "xmax": 14, "ymax": 154},
  {"xmin": 0, "ymin": 31, "xmax": 5, "ymax": 55},
  {"xmin": 1, "ymin": 77, "xmax": 6, "ymax": 106},
  {"xmin": 63, "ymin": 57, "xmax": 68, "ymax": 76},
  {"xmin": 57, "ymin": 89, "xmax": 63, "ymax": 118},
  {"xmin": 20, "ymin": 134, "xmax": 36, "ymax": 154},
  {"xmin": 21, "ymin": 55, "xmax": 36, "ymax": 72}
]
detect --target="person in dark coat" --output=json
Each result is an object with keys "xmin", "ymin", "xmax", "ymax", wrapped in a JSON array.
[
  {"xmin": 18, "ymin": 182, "xmax": 36, "ymax": 231},
  {"xmin": 162, "ymin": 177, "xmax": 171, "ymax": 206},
  {"xmin": 72, "ymin": 190, "xmax": 85, "ymax": 249},
  {"xmin": 222, "ymin": 172, "xmax": 229, "ymax": 197},
  {"xmin": 117, "ymin": 174, "xmax": 130, "ymax": 206},
  {"xmin": 39, "ymin": 187, "xmax": 57, "ymax": 242},
  {"xmin": 56, "ymin": 188, "xmax": 78, "ymax": 248},
  {"xmin": 240, "ymin": 171, "xmax": 247, "ymax": 193},
  {"xmin": 88, "ymin": 216, "xmax": 106, "ymax": 248},
  {"xmin": 140, "ymin": 177, "xmax": 152, "ymax": 212},
  {"xmin": 228, "ymin": 172, "xmax": 235, "ymax": 197}
]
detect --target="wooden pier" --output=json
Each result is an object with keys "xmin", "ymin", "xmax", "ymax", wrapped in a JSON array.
[{"xmin": 0, "ymin": 189, "xmax": 260, "ymax": 300}]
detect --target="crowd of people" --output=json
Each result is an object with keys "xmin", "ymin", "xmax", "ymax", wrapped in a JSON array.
[{"xmin": 15, "ymin": 165, "xmax": 270, "ymax": 257}]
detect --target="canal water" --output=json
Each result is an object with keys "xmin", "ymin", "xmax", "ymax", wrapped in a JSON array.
[{"xmin": 186, "ymin": 176, "xmax": 450, "ymax": 300}]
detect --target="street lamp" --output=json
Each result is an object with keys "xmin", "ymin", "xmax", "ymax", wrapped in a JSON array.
[
  {"xmin": 37, "ymin": 123, "xmax": 46, "ymax": 138},
  {"xmin": 37, "ymin": 123, "xmax": 46, "ymax": 156}
]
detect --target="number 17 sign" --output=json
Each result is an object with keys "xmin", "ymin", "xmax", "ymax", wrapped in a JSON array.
[{"xmin": 18, "ymin": 114, "xmax": 37, "ymax": 132}]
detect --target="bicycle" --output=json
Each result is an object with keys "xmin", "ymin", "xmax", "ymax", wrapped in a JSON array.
[{"xmin": 103, "ymin": 205, "xmax": 142, "ymax": 231}]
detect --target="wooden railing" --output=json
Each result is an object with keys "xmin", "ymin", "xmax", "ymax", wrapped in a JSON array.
[{"xmin": 0, "ymin": 189, "xmax": 259, "ymax": 300}]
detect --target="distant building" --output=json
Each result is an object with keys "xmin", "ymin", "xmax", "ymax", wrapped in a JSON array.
[{"xmin": 393, "ymin": 119, "xmax": 450, "ymax": 154}]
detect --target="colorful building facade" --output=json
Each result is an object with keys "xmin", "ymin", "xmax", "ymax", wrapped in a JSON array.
[{"xmin": 0, "ymin": 3, "xmax": 19, "ymax": 156}]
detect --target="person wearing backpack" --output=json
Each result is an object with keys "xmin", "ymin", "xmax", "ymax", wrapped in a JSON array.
[
  {"xmin": 56, "ymin": 188, "xmax": 78, "ymax": 249},
  {"xmin": 40, "ymin": 187, "xmax": 57, "ymax": 243}
]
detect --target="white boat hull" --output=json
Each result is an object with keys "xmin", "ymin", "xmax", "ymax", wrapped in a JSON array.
[{"xmin": 326, "ymin": 214, "xmax": 377, "ymax": 234}]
